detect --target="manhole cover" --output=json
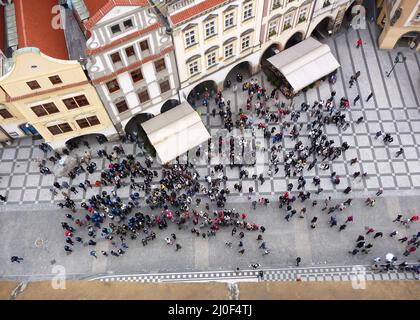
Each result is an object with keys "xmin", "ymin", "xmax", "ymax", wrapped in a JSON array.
[{"xmin": 35, "ymin": 239, "xmax": 44, "ymax": 247}]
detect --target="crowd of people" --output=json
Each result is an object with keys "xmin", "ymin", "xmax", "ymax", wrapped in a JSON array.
[{"xmin": 6, "ymin": 70, "xmax": 419, "ymax": 277}]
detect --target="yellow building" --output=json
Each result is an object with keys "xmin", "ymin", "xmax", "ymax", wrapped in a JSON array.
[
  {"xmin": 377, "ymin": 0, "xmax": 420, "ymax": 50},
  {"xmin": 0, "ymin": 0, "xmax": 117, "ymax": 149}
]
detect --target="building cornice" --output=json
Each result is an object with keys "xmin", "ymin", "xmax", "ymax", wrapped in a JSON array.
[{"xmin": 92, "ymin": 46, "xmax": 174, "ymax": 84}]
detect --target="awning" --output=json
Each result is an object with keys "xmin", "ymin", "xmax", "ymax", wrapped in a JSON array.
[
  {"xmin": 141, "ymin": 101, "xmax": 210, "ymax": 164},
  {"xmin": 267, "ymin": 37, "xmax": 340, "ymax": 92}
]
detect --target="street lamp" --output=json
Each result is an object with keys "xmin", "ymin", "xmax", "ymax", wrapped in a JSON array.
[{"xmin": 386, "ymin": 52, "xmax": 406, "ymax": 78}]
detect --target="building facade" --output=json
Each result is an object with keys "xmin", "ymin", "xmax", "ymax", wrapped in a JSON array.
[
  {"xmin": 81, "ymin": 0, "xmax": 180, "ymax": 134},
  {"xmin": 377, "ymin": 0, "xmax": 420, "ymax": 50},
  {"xmin": 260, "ymin": 0, "xmax": 354, "ymax": 58},
  {"xmin": 162, "ymin": 0, "xmax": 263, "ymax": 100},
  {"xmin": 0, "ymin": 0, "xmax": 117, "ymax": 149}
]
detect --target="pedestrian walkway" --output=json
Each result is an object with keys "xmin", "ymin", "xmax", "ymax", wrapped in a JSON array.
[
  {"xmin": 89, "ymin": 265, "xmax": 418, "ymax": 283},
  {"xmin": 1, "ymin": 23, "xmax": 420, "ymax": 206}
]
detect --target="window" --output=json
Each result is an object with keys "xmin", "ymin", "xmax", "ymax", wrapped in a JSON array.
[
  {"xmin": 138, "ymin": 89, "xmax": 150, "ymax": 103},
  {"xmin": 0, "ymin": 108, "xmax": 13, "ymax": 119},
  {"xmin": 27, "ymin": 80, "xmax": 41, "ymax": 90},
  {"xmin": 106, "ymin": 79, "xmax": 120, "ymax": 93},
  {"xmin": 130, "ymin": 68, "xmax": 144, "ymax": 83},
  {"xmin": 31, "ymin": 103, "xmax": 59, "ymax": 117},
  {"xmin": 123, "ymin": 19, "xmax": 134, "ymax": 29},
  {"xmin": 74, "ymin": 95, "xmax": 90, "ymax": 107},
  {"xmin": 205, "ymin": 20, "xmax": 216, "ymax": 38},
  {"xmin": 110, "ymin": 24, "xmax": 121, "ymax": 34},
  {"xmin": 283, "ymin": 15, "xmax": 293, "ymax": 30},
  {"xmin": 268, "ymin": 20, "xmax": 278, "ymax": 37},
  {"xmin": 110, "ymin": 52, "xmax": 122, "ymax": 65},
  {"xmin": 76, "ymin": 116, "xmax": 101, "ymax": 129},
  {"xmin": 272, "ymin": 0, "xmax": 282, "ymax": 10},
  {"xmin": 207, "ymin": 52, "xmax": 217, "ymax": 67},
  {"xmin": 243, "ymin": 3, "xmax": 253, "ymax": 20},
  {"xmin": 115, "ymin": 100, "xmax": 129, "ymax": 113},
  {"xmin": 299, "ymin": 8, "xmax": 307, "ymax": 23},
  {"xmin": 49, "ymin": 75, "xmax": 62, "ymax": 85},
  {"xmin": 224, "ymin": 43, "xmax": 234, "ymax": 59},
  {"xmin": 185, "ymin": 30, "xmax": 196, "ymax": 47},
  {"xmin": 159, "ymin": 80, "xmax": 171, "ymax": 94},
  {"xmin": 241, "ymin": 35, "xmax": 251, "ymax": 50},
  {"xmin": 47, "ymin": 122, "xmax": 73, "ymax": 135},
  {"xmin": 189, "ymin": 61, "xmax": 199, "ymax": 76},
  {"xmin": 62, "ymin": 95, "xmax": 90, "ymax": 110},
  {"xmin": 225, "ymin": 12, "xmax": 234, "ymax": 29},
  {"xmin": 154, "ymin": 58, "xmax": 166, "ymax": 72},
  {"xmin": 140, "ymin": 40, "xmax": 149, "ymax": 51},
  {"xmin": 125, "ymin": 46, "xmax": 136, "ymax": 58}
]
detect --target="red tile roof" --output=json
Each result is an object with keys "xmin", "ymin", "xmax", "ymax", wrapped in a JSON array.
[
  {"xmin": 169, "ymin": 0, "xmax": 227, "ymax": 25},
  {"xmin": 86, "ymin": 22, "xmax": 161, "ymax": 55},
  {"xmin": 84, "ymin": 0, "xmax": 150, "ymax": 30},
  {"xmin": 83, "ymin": 0, "xmax": 109, "ymax": 19},
  {"xmin": 14, "ymin": 0, "xmax": 69, "ymax": 60}
]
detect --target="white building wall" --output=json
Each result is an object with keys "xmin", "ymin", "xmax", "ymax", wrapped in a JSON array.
[
  {"xmin": 171, "ymin": 0, "xmax": 261, "ymax": 94},
  {"xmin": 85, "ymin": 5, "xmax": 180, "ymax": 133}
]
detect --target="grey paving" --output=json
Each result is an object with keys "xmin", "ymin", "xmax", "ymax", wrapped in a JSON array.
[
  {"xmin": 0, "ymin": 22, "xmax": 419, "ymax": 282},
  {"xmin": 90, "ymin": 265, "xmax": 418, "ymax": 283}
]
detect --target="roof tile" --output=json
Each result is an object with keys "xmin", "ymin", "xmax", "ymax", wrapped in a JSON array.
[
  {"xmin": 170, "ymin": 0, "xmax": 227, "ymax": 25},
  {"xmin": 14, "ymin": 0, "xmax": 69, "ymax": 60},
  {"xmin": 84, "ymin": 0, "xmax": 150, "ymax": 30}
]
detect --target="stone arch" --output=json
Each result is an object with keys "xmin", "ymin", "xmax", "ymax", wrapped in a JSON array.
[
  {"xmin": 160, "ymin": 99, "xmax": 180, "ymax": 114},
  {"xmin": 309, "ymin": 16, "xmax": 335, "ymax": 39},
  {"xmin": 284, "ymin": 31, "xmax": 305, "ymax": 49},
  {"xmin": 223, "ymin": 61, "xmax": 253, "ymax": 87},
  {"xmin": 187, "ymin": 80, "xmax": 218, "ymax": 108},
  {"xmin": 394, "ymin": 31, "xmax": 420, "ymax": 49},
  {"xmin": 65, "ymin": 133, "xmax": 108, "ymax": 149}
]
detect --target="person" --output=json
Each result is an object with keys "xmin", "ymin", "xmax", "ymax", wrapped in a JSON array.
[
  {"xmin": 393, "ymin": 214, "xmax": 403, "ymax": 222},
  {"xmin": 389, "ymin": 231, "xmax": 398, "ymax": 237},
  {"xmin": 296, "ymin": 257, "xmax": 301, "ymax": 267},
  {"xmin": 366, "ymin": 227, "xmax": 375, "ymax": 235},
  {"xmin": 339, "ymin": 224, "xmax": 347, "ymax": 231},
  {"xmin": 366, "ymin": 92, "xmax": 374, "ymax": 102},
  {"xmin": 90, "ymin": 251, "xmax": 98, "ymax": 259},
  {"xmin": 349, "ymin": 249, "xmax": 359, "ymax": 255},
  {"xmin": 10, "ymin": 256, "xmax": 24, "ymax": 263},
  {"xmin": 350, "ymin": 158, "xmax": 358, "ymax": 165},
  {"xmin": 373, "ymin": 232, "xmax": 383, "ymax": 239},
  {"xmin": 310, "ymin": 217, "xmax": 318, "ymax": 229},
  {"xmin": 395, "ymin": 148, "xmax": 404, "ymax": 157},
  {"xmin": 376, "ymin": 188, "xmax": 383, "ymax": 196},
  {"xmin": 258, "ymin": 270, "xmax": 264, "ymax": 279},
  {"xmin": 375, "ymin": 131, "xmax": 382, "ymax": 139},
  {"xmin": 175, "ymin": 243, "xmax": 182, "ymax": 251},
  {"xmin": 356, "ymin": 38, "xmax": 363, "ymax": 48}
]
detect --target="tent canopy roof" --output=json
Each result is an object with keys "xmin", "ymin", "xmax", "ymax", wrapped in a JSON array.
[
  {"xmin": 141, "ymin": 101, "xmax": 210, "ymax": 164},
  {"xmin": 267, "ymin": 37, "xmax": 340, "ymax": 92}
]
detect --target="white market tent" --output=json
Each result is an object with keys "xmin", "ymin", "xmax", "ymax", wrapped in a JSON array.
[
  {"xmin": 267, "ymin": 37, "xmax": 340, "ymax": 92},
  {"xmin": 141, "ymin": 101, "xmax": 210, "ymax": 164}
]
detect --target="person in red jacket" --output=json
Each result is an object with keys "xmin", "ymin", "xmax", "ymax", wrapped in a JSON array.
[{"xmin": 356, "ymin": 38, "xmax": 363, "ymax": 48}]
